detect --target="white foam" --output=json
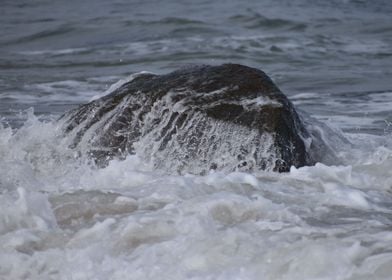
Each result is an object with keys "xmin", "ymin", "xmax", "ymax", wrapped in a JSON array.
[
  {"xmin": 18, "ymin": 47, "xmax": 89, "ymax": 56},
  {"xmin": 238, "ymin": 96, "xmax": 282, "ymax": 109},
  {"xmin": 2, "ymin": 99, "xmax": 392, "ymax": 280}
]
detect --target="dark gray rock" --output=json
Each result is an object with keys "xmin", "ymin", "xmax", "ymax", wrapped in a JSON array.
[{"xmin": 60, "ymin": 64, "xmax": 315, "ymax": 174}]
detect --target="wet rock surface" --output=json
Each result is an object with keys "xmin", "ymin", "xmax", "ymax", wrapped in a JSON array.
[{"xmin": 61, "ymin": 64, "xmax": 314, "ymax": 173}]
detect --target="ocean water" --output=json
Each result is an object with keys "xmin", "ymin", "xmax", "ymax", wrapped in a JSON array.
[{"xmin": 1, "ymin": 0, "xmax": 392, "ymax": 279}]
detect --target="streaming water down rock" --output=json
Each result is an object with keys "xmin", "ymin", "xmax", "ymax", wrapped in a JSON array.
[
  {"xmin": 2, "ymin": 1, "xmax": 392, "ymax": 279},
  {"xmin": 60, "ymin": 64, "xmax": 314, "ymax": 174}
]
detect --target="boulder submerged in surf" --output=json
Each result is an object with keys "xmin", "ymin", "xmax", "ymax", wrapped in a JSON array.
[{"xmin": 60, "ymin": 64, "xmax": 315, "ymax": 174}]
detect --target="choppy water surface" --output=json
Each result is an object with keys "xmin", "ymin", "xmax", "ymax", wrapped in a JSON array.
[{"xmin": 1, "ymin": 0, "xmax": 392, "ymax": 279}]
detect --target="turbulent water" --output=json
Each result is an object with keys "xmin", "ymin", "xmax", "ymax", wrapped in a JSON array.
[{"xmin": 1, "ymin": 0, "xmax": 392, "ymax": 279}]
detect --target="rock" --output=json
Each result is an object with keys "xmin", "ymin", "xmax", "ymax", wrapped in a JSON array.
[{"xmin": 60, "ymin": 64, "xmax": 315, "ymax": 174}]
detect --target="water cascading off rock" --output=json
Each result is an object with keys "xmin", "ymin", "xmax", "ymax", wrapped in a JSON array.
[{"xmin": 60, "ymin": 64, "xmax": 315, "ymax": 174}]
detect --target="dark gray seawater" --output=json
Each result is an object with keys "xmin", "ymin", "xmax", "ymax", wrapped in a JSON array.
[
  {"xmin": 1, "ymin": 0, "xmax": 392, "ymax": 132},
  {"xmin": 1, "ymin": 1, "xmax": 392, "ymax": 279}
]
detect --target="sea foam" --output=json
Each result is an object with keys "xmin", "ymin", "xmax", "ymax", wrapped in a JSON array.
[{"xmin": 1, "ymin": 104, "xmax": 392, "ymax": 280}]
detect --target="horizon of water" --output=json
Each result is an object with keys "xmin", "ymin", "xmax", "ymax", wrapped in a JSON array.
[{"xmin": 1, "ymin": 0, "xmax": 392, "ymax": 279}]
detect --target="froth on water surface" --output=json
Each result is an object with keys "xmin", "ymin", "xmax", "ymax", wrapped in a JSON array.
[
  {"xmin": 1, "ymin": 111, "xmax": 392, "ymax": 279},
  {"xmin": 1, "ymin": 0, "xmax": 392, "ymax": 278}
]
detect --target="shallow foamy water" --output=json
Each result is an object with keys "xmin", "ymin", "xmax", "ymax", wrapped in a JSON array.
[
  {"xmin": 1, "ymin": 111, "xmax": 392, "ymax": 279},
  {"xmin": 1, "ymin": 0, "xmax": 392, "ymax": 278}
]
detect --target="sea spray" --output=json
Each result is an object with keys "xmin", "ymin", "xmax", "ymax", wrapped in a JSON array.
[{"xmin": 1, "ymin": 111, "xmax": 392, "ymax": 279}]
